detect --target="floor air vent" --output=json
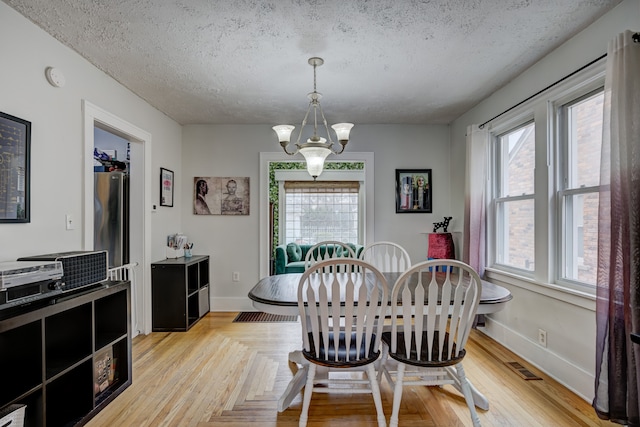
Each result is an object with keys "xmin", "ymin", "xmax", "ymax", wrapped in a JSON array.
[
  {"xmin": 233, "ymin": 312, "xmax": 298, "ymax": 323},
  {"xmin": 505, "ymin": 361, "xmax": 542, "ymax": 380}
]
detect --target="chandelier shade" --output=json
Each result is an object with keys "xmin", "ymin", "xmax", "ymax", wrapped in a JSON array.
[{"xmin": 273, "ymin": 57, "xmax": 353, "ymax": 179}]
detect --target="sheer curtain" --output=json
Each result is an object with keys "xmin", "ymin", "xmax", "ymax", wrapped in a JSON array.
[
  {"xmin": 463, "ymin": 124, "xmax": 489, "ymax": 278},
  {"xmin": 593, "ymin": 30, "xmax": 640, "ymax": 426}
]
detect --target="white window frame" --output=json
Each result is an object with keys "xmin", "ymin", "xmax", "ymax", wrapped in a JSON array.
[
  {"xmin": 554, "ymin": 86, "xmax": 604, "ymax": 291},
  {"xmin": 484, "ymin": 61, "xmax": 605, "ymax": 297},
  {"xmin": 275, "ymin": 169, "xmax": 365, "ymax": 245},
  {"xmin": 490, "ymin": 119, "xmax": 537, "ymax": 277}
]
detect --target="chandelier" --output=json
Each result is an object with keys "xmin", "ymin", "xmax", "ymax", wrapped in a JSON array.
[{"xmin": 273, "ymin": 57, "xmax": 353, "ymax": 179}]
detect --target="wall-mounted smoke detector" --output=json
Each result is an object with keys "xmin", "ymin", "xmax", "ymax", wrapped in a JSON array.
[{"xmin": 45, "ymin": 66, "xmax": 66, "ymax": 88}]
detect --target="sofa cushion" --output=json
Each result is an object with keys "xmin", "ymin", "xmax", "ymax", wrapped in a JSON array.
[
  {"xmin": 286, "ymin": 243, "xmax": 303, "ymax": 262},
  {"xmin": 274, "ymin": 242, "xmax": 364, "ymax": 274},
  {"xmin": 284, "ymin": 261, "xmax": 306, "ymax": 273}
]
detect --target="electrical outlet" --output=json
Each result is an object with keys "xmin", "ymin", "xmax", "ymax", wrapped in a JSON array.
[
  {"xmin": 538, "ymin": 329, "xmax": 547, "ymax": 347},
  {"xmin": 232, "ymin": 272, "xmax": 240, "ymax": 282}
]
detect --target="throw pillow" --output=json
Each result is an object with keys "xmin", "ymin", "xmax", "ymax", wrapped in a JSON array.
[
  {"xmin": 346, "ymin": 243, "xmax": 357, "ymax": 257},
  {"xmin": 286, "ymin": 243, "xmax": 302, "ymax": 262}
]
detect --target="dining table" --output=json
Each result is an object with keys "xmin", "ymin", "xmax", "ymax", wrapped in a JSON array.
[{"xmin": 248, "ymin": 271, "xmax": 513, "ymax": 412}]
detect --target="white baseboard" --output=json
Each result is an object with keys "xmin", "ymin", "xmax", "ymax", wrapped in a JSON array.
[
  {"xmin": 480, "ymin": 317, "xmax": 595, "ymax": 403},
  {"xmin": 209, "ymin": 297, "xmax": 256, "ymax": 312}
]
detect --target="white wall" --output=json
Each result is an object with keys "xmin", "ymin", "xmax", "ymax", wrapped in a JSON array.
[
  {"xmin": 181, "ymin": 124, "xmax": 452, "ymax": 310},
  {"xmin": 449, "ymin": 0, "xmax": 638, "ymax": 402},
  {"xmin": 2, "ymin": 0, "xmax": 635, "ymax": 403},
  {"xmin": 0, "ymin": 2, "xmax": 182, "ymax": 332}
]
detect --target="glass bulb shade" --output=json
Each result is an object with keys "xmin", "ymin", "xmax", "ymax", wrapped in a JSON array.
[
  {"xmin": 331, "ymin": 123, "xmax": 354, "ymax": 141},
  {"xmin": 299, "ymin": 146, "xmax": 332, "ymax": 178},
  {"xmin": 272, "ymin": 125, "xmax": 295, "ymax": 143}
]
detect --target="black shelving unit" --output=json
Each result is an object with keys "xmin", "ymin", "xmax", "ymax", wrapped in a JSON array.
[
  {"xmin": 151, "ymin": 255, "xmax": 210, "ymax": 331},
  {"xmin": 0, "ymin": 281, "xmax": 131, "ymax": 426}
]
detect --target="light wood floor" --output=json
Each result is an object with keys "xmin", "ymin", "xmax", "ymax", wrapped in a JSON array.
[{"xmin": 86, "ymin": 312, "xmax": 617, "ymax": 427}]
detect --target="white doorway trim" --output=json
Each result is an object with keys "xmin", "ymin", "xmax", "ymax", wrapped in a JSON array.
[
  {"xmin": 258, "ymin": 151, "xmax": 375, "ymax": 279},
  {"xmin": 82, "ymin": 100, "xmax": 153, "ymax": 335}
]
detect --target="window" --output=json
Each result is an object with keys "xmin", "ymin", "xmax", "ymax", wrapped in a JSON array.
[
  {"xmin": 493, "ymin": 121, "xmax": 536, "ymax": 272},
  {"xmin": 282, "ymin": 181, "xmax": 360, "ymax": 244},
  {"xmin": 558, "ymin": 89, "xmax": 604, "ymax": 286},
  {"xmin": 485, "ymin": 62, "xmax": 605, "ymax": 293}
]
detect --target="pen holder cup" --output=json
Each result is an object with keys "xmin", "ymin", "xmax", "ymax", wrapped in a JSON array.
[{"xmin": 184, "ymin": 249, "xmax": 192, "ymax": 258}]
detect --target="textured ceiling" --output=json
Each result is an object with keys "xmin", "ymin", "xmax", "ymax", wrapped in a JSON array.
[{"xmin": 4, "ymin": 0, "xmax": 622, "ymax": 125}]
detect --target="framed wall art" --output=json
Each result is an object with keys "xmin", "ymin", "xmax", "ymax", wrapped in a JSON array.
[
  {"xmin": 0, "ymin": 111, "xmax": 31, "ymax": 223},
  {"xmin": 395, "ymin": 169, "xmax": 432, "ymax": 213},
  {"xmin": 160, "ymin": 167, "xmax": 174, "ymax": 207},
  {"xmin": 194, "ymin": 176, "xmax": 250, "ymax": 216}
]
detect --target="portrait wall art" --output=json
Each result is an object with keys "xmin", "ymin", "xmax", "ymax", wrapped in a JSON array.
[
  {"xmin": 0, "ymin": 111, "xmax": 31, "ymax": 223},
  {"xmin": 193, "ymin": 176, "xmax": 250, "ymax": 216},
  {"xmin": 395, "ymin": 169, "xmax": 432, "ymax": 213}
]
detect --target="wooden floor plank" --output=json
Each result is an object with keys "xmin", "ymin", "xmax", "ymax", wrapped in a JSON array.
[{"xmin": 86, "ymin": 312, "xmax": 618, "ymax": 427}]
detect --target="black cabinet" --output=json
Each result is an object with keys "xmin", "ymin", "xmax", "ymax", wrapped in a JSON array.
[
  {"xmin": 151, "ymin": 256, "xmax": 210, "ymax": 331},
  {"xmin": 0, "ymin": 281, "xmax": 131, "ymax": 426}
]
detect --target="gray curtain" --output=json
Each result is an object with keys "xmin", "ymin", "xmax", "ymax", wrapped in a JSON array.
[{"xmin": 593, "ymin": 30, "xmax": 640, "ymax": 426}]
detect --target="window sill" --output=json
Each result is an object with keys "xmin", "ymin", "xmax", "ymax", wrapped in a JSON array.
[{"xmin": 484, "ymin": 267, "xmax": 596, "ymax": 311}]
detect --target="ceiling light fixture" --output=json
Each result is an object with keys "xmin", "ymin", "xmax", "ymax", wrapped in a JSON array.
[{"xmin": 273, "ymin": 57, "xmax": 353, "ymax": 180}]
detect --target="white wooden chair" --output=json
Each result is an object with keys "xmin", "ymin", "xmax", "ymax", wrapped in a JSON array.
[
  {"xmin": 360, "ymin": 241, "xmax": 411, "ymax": 273},
  {"xmin": 380, "ymin": 259, "xmax": 482, "ymax": 427},
  {"xmin": 303, "ymin": 241, "xmax": 357, "ymax": 272},
  {"xmin": 297, "ymin": 259, "xmax": 389, "ymax": 427}
]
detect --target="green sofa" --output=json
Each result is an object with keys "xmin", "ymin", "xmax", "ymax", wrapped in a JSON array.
[{"xmin": 275, "ymin": 242, "xmax": 364, "ymax": 274}]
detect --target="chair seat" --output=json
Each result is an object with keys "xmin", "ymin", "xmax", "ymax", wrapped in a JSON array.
[
  {"xmin": 381, "ymin": 330, "xmax": 465, "ymax": 368},
  {"xmin": 303, "ymin": 332, "xmax": 380, "ymax": 368}
]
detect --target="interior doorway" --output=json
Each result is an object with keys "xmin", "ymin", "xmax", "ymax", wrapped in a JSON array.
[{"xmin": 83, "ymin": 100, "xmax": 153, "ymax": 336}]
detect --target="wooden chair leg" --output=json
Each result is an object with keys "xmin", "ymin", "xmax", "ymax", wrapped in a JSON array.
[
  {"xmin": 455, "ymin": 363, "xmax": 481, "ymax": 427},
  {"xmin": 389, "ymin": 362, "xmax": 405, "ymax": 427},
  {"xmin": 366, "ymin": 364, "xmax": 387, "ymax": 427},
  {"xmin": 377, "ymin": 343, "xmax": 389, "ymax": 383},
  {"xmin": 299, "ymin": 364, "xmax": 317, "ymax": 427}
]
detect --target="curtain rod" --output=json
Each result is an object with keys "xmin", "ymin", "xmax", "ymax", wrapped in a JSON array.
[
  {"xmin": 478, "ymin": 53, "xmax": 606, "ymax": 129},
  {"xmin": 480, "ymin": 32, "xmax": 639, "ymax": 129}
]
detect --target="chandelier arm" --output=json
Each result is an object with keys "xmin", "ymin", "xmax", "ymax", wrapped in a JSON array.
[
  {"xmin": 331, "ymin": 142, "xmax": 347, "ymax": 155},
  {"xmin": 294, "ymin": 101, "xmax": 314, "ymax": 147},
  {"xmin": 316, "ymin": 101, "xmax": 336, "ymax": 145},
  {"xmin": 279, "ymin": 142, "xmax": 299, "ymax": 155}
]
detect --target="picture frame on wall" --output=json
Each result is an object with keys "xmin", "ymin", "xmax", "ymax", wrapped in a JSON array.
[
  {"xmin": 193, "ymin": 176, "xmax": 250, "ymax": 216},
  {"xmin": 160, "ymin": 167, "xmax": 174, "ymax": 207},
  {"xmin": 0, "ymin": 111, "xmax": 31, "ymax": 223},
  {"xmin": 395, "ymin": 169, "xmax": 432, "ymax": 213}
]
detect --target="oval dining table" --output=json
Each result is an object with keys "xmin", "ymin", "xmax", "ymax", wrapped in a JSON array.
[{"xmin": 248, "ymin": 271, "xmax": 513, "ymax": 412}]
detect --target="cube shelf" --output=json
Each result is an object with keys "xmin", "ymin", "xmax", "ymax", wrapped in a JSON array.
[
  {"xmin": 0, "ymin": 281, "xmax": 131, "ymax": 426},
  {"xmin": 151, "ymin": 255, "xmax": 210, "ymax": 331}
]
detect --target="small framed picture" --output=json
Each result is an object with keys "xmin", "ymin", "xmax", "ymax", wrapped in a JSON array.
[
  {"xmin": 0, "ymin": 111, "xmax": 31, "ymax": 223},
  {"xmin": 395, "ymin": 169, "xmax": 432, "ymax": 213},
  {"xmin": 160, "ymin": 167, "xmax": 174, "ymax": 207}
]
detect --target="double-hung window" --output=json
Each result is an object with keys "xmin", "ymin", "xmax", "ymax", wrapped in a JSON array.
[
  {"xmin": 558, "ymin": 88, "xmax": 604, "ymax": 287},
  {"xmin": 493, "ymin": 121, "xmax": 536, "ymax": 272},
  {"xmin": 487, "ymin": 61, "xmax": 605, "ymax": 292}
]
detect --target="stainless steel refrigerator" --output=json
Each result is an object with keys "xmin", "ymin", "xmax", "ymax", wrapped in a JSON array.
[{"xmin": 94, "ymin": 171, "xmax": 130, "ymax": 268}]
